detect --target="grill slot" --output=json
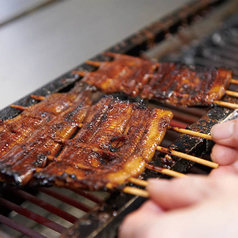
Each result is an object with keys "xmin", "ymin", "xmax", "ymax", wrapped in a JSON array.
[
  {"xmin": 1, "ymin": 1, "xmax": 238, "ymax": 237},
  {"xmin": 0, "ymin": 187, "xmax": 109, "ymax": 238},
  {"xmin": 8, "ymin": 188, "xmax": 78, "ymax": 224}
]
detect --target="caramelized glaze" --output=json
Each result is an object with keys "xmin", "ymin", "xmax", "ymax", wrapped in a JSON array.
[
  {"xmin": 35, "ymin": 97, "xmax": 173, "ymax": 190},
  {"xmin": 141, "ymin": 64, "xmax": 232, "ymax": 106},
  {"xmin": 82, "ymin": 54, "xmax": 157, "ymax": 97},
  {"xmin": 0, "ymin": 86, "xmax": 93, "ymax": 185},
  {"xmin": 81, "ymin": 53, "xmax": 232, "ymax": 107}
]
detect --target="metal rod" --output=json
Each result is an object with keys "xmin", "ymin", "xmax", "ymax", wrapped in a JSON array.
[
  {"xmin": 40, "ymin": 188, "xmax": 92, "ymax": 213},
  {"xmin": 0, "ymin": 198, "xmax": 66, "ymax": 233},
  {"xmin": 0, "ymin": 214, "xmax": 46, "ymax": 238},
  {"xmin": 9, "ymin": 188, "xmax": 78, "ymax": 224},
  {"xmin": 71, "ymin": 189, "xmax": 104, "ymax": 204}
]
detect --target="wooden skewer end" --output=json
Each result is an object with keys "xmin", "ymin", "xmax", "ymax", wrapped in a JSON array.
[
  {"xmin": 122, "ymin": 186, "xmax": 149, "ymax": 198},
  {"xmin": 71, "ymin": 71, "xmax": 87, "ymax": 77},
  {"xmin": 31, "ymin": 95, "xmax": 45, "ymax": 101},
  {"xmin": 231, "ymin": 79, "xmax": 238, "ymax": 85},
  {"xmin": 85, "ymin": 60, "xmax": 102, "ymax": 67},
  {"xmin": 157, "ymin": 145, "xmax": 219, "ymax": 169},
  {"xmin": 10, "ymin": 105, "xmax": 27, "ymax": 111},
  {"xmin": 214, "ymin": 101, "xmax": 238, "ymax": 109}
]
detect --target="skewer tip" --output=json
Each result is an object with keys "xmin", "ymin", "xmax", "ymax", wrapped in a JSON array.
[
  {"xmin": 71, "ymin": 71, "xmax": 87, "ymax": 77},
  {"xmin": 122, "ymin": 186, "xmax": 149, "ymax": 198},
  {"xmin": 85, "ymin": 60, "xmax": 102, "ymax": 67},
  {"xmin": 10, "ymin": 105, "xmax": 27, "ymax": 111},
  {"xmin": 214, "ymin": 101, "xmax": 238, "ymax": 110}
]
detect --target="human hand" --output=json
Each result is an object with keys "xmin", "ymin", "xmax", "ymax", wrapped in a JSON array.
[
  {"xmin": 119, "ymin": 175, "xmax": 238, "ymax": 238},
  {"xmin": 210, "ymin": 119, "xmax": 238, "ymax": 176}
]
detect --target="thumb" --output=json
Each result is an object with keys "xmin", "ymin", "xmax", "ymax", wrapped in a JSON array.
[
  {"xmin": 211, "ymin": 119, "xmax": 238, "ymax": 148},
  {"xmin": 147, "ymin": 176, "xmax": 215, "ymax": 210}
]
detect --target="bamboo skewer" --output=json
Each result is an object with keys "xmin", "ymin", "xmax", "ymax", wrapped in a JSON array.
[
  {"xmin": 71, "ymin": 71, "xmax": 86, "ymax": 77},
  {"xmin": 10, "ymin": 105, "xmax": 27, "ymax": 111},
  {"xmin": 103, "ymin": 52, "xmax": 118, "ymax": 57},
  {"xmin": 231, "ymin": 79, "xmax": 238, "ymax": 85},
  {"xmin": 125, "ymin": 164, "xmax": 187, "ymax": 197},
  {"xmin": 168, "ymin": 126, "xmax": 212, "ymax": 140},
  {"xmin": 128, "ymin": 178, "xmax": 148, "ymax": 187},
  {"xmin": 157, "ymin": 145, "xmax": 218, "ymax": 169},
  {"xmin": 145, "ymin": 164, "xmax": 187, "ymax": 178},
  {"xmin": 31, "ymin": 95, "xmax": 45, "ymax": 101},
  {"xmin": 225, "ymin": 90, "xmax": 238, "ymax": 98},
  {"xmin": 85, "ymin": 60, "xmax": 102, "ymax": 67},
  {"xmin": 213, "ymin": 100, "xmax": 238, "ymax": 109},
  {"xmin": 122, "ymin": 186, "xmax": 149, "ymax": 198}
]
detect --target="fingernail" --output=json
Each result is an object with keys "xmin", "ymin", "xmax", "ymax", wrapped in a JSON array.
[{"xmin": 211, "ymin": 121, "xmax": 235, "ymax": 139}]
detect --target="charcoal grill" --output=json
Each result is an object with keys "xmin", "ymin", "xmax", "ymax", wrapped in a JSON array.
[{"xmin": 1, "ymin": 0, "xmax": 238, "ymax": 237}]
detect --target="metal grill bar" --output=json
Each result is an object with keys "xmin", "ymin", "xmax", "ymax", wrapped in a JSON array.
[
  {"xmin": 40, "ymin": 188, "xmax": 92, "ymax": 213},
  {"xmin": 71, "ymin": 189, "xmax": 104, "ymax": 204},
  {"xmin": 8, "ymin": 188, "xmax": 78, "ymax": 224},
  {"xmin": 0, "ymin": 214, "xmax": 46, "ymax": 238},
  {"xmin": 172, "ymin": 112, "xmax": 199, "ymax": 124},
  {"xmin": 170, "ymin": 120, "xmax": 188, "ymax": 128},
  {"xmin": 0, "ymin": 198, "xmax": 66, "ymax": 233}
]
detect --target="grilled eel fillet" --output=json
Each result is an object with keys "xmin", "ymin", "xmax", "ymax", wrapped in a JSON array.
[
  {"xmin": 141, "ymin": 63, "xmax": 232, "ymax": 106},
  {"xmin": 0, "ymin": 83, "xmax": 90, "ymax": 158},
  {"xmin": 0, "ymin": 84, "xmax": 93, "ymax": 186},
  {"xmin": 34, "ymin": 96, "xmax": 173, "ymax": 190},
  {"xmin": 82, "ymin": 54, "xmax": 157, "ymax": 97},
  {"xmin": 81, "ymin": 53, "xmax": 232, "ymax": 107}
]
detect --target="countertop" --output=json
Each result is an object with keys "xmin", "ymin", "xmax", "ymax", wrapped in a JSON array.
[{"xmin": 0, "ymin": 0, "xmax": 190, "ymax": 110}]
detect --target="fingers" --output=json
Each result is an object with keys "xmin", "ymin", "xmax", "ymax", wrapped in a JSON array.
[
  {"xmin": 140, "ymin": 199, "xmax": 164, "ymax": 214},
  {"xmin": 147, "ymin": 176, "xmax": 214, "ymax": 210},
  {"xmin": 119, "ymin": 200, "xmax": 163, "ymax": 238},
  {"xmin": 210, "ymin": 119, "xmax": 238, "ymax": 170},
  {"xmin": 211, "ymin": 119, "xmax": 238, "ymax": 147},
  {"xmin": 119, "ymin": 175, "xmax": 238, "ymax": 238},
  {"xmin": 211, "ymin": 144, "xmax": 238, "ymax": 165},
  {"xmin": 119, "ymin": 199, "xmax": 214, "ymax": 238},
  {"xmin": 210, "ymin": 161, "xmax": 238, "ymax": 177}
]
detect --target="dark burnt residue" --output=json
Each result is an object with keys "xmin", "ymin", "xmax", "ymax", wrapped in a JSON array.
[
  {"xmin": 65, "ymin": 104, "xmax": 83, "ymax": 121},
  {"xmin": 146, "ymin": 163, "xmax": 163, "ymax": 172},
  {"xmin": 33, "ymin": 154, "xmax": 48, "ymax": 168},
  {"xmin": 160, "ymin": 147, "xmax": 172, "ymax": 154},
  {"xmin": 161, "ymin": 155, "xmax": 175, "ymax": 169},
  {"xmin": 109, "ymin": 135, "xmax": 127, "ymax": 152}
]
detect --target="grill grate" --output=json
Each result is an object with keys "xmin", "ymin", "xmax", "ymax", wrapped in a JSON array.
[{"xmin": 0, "ymin": 187, "xmax": 109, "ymax": 238}]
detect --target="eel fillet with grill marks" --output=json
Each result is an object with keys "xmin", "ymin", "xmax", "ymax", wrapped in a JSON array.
[
  {"xmin": 82, "ymin": 54, "xmax": 157, "ymax": 97},
  {"xmin": 0, "ymin": 84, "xmax": 93, "ymax": 186},
  {"xmin": 141, "ymin": 63, "xmax": 232, "ymax": 106},
  {"xmin": 80, "ymin": 53, "xmax": 232, "ymax": 107},
  {"xmin": 0, "ymin": 83, "xmax": 90, "ymax": 158},
  {"xmin": 34, "ymin": 96, "xmax": 173, "ymax": 190}
]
